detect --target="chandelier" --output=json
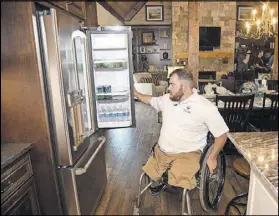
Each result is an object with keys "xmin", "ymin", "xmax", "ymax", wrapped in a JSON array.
[{"xmin": 239, "ymin": 2, "xmax": 278, "ymax": 40}]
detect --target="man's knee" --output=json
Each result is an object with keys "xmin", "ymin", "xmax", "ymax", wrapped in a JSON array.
[{"xmin": 142, "ymin": 163, "xmax": 161, "ymax": 181}]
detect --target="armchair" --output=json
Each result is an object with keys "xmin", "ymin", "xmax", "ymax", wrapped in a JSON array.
[{"xmin": 133, "ymin": 72, "xmax": 168, "ymax": 96}]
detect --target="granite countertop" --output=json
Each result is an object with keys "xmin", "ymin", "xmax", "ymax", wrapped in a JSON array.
[
  {"xmin": 1, "ymin": 143, "xmax": 33, "ymax": 170},
  {"xmin": 228, "ymin": 132, "xmax": 278, "ymax": 197}
]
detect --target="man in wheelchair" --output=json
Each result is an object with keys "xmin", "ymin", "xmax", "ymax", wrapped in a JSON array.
[{"xmin": 134, "ymin": 69, "xmax": 229, "ymax": 214}]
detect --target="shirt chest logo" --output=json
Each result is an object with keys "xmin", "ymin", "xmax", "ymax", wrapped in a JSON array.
[{"xmin": 183, "ymin": 105, "xmax": 191, "ymax": 113}]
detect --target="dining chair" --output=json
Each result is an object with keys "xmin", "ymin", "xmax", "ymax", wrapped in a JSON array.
[
  {"xmin": 221, "ymin": 79, "xmax": 235, "ymax": 93},
  {"xmin": 217, "ymin": 95, "xmax": 255, "ymax": 215},
  {"xmin": 260, "ymin": 93, "xmax": 278, "ymax": 131},
  {"xmin": 216, "ymin": 94, "xmax": 255, "ymax": 132},
  {"xmin": 267, "ymin": 80, "xmax": 278, "ymax": 92}
]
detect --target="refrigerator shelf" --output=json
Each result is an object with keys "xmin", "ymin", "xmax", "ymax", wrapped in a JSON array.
[
  {"xmin": 98, "ymin": 120, "xmax": 131, "ymax": 128},
  {"xmin": 96, "ymin": 91, "xmax": 128, "ymax": 96},
  {"xmin": 94, "ymin": 59, "xmax": 126, "ymax": 63},
  {"xmin": 97, "ymin": 97, "xmax": 129, "ymax": 104},
  {"xmin": 94, "ymin": 67, "xmax": 127, "ymax": 72},
  {"xmin": 93, "ymin": 48, "xmax": 127, "ymax": 51}
]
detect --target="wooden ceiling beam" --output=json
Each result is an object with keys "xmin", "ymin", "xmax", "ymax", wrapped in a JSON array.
[
  {"xmin": 124, "ymin": 1, "xmax": 147, "ymax": 21},
  {"xmin": 97, "ymin": 1, "xmax": 125, "ymax": 23}
]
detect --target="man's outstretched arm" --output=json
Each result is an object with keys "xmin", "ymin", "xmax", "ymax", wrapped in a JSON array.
[{"xmin": 134, "ymin": 88, "xmax": 152, "ymax": 105}]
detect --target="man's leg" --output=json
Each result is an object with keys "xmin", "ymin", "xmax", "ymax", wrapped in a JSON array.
[
  {"xmin": 142, "ymin": 145, "xmax": 170, "ymax": 182},
  {"xmin": 168, "ymin": 150, "xmax": 201, "ymax": 190},
  {"xmin": 142, "ymin": 145, "xmax": 171, "ymax": 195}
]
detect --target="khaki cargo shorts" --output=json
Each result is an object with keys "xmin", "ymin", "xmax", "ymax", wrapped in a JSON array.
[{"xmin": 142, "ymin": 145, "xmax": 201, "ymax": 189}]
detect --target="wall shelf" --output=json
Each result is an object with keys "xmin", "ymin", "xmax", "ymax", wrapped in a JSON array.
[
  {"xmin": 176, "ymin": 52, "xmax": 234, "ymax": 59},
  {"xmin": 132, "ymin": 26, "xmax": 172, "ymax": 72},
  {"xmin": 138, "ymin": 52, "xmax": 159, "ymax": 54},
  {"xmin": 139, "ymin": 44, "xmax": 159, "ymax": 46}
]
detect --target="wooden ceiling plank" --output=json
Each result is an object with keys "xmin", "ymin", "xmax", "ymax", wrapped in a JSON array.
[
  {"xmin": 97, "ymin": 1, "xmax": 125, "ymax": 23},
  {"xmin": 124, "ymin": 1, "xmax": 147, "ymax": 21},
  {"xmin": 107, "ymin": 2, "xmax": 127, "ymax": 18}
]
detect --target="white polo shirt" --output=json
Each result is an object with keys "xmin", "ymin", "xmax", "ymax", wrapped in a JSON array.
[{"xmin": 150, "ymin": 92, "xmax": 229, "ymax": 154}]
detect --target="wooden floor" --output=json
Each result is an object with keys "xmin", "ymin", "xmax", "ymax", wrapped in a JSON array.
[{"xmin": 95, "ymin": 102, "xmax": 249, "ymax": 215}]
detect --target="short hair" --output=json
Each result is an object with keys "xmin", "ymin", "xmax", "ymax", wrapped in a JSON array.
[
  {"xmin": 169, "ymin": 69, "xmax": 193, "ymax": 81},
  {"xmin": 169, "ymin": 69, "xmax": 194, "ymax": 87}
]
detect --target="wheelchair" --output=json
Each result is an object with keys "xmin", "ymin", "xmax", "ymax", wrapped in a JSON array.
[{"xmin": 135, "ymin": 133, "xmax": 226, "ymax": 215}]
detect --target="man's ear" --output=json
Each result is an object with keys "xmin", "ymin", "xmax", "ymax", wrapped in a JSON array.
[{"xmin": 181, "ymin": 81, "xmax": 187, "ymax": 92}]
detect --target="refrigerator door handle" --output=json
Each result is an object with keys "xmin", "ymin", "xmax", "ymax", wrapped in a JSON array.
[{"xmin": 75, "ymin": 136, "xmax": 106, "ymax": 175}]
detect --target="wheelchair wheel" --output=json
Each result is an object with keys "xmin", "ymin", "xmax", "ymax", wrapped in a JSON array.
[{"xmin": 199, "ymin": 145, "xmax": 226, "ymax": 212}]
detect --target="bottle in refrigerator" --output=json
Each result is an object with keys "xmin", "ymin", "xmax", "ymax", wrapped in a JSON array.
[
  {"xmin": 106, "ymin": 107, "xmax": 112, "ymax": 121},
  {"xmin": 118, "ymin": 105, "xmax": 124, "ymax": 121},
  {"xmin": 115, "ymin": 106, "xmax": 121, "ymax": 121},
  {"xmin": 124, "ymin": 108, "xmax": 130, "ymax": 121},
  {"xmin": 98, "ymin": 106, "xmax": 104, "ymax": 122},
  {"xmin": 111, "ymin": 106, "xmax": 117, "ymax": 121}
]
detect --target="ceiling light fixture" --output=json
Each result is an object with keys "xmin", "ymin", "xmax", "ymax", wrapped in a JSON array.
[{"xmin": 239, "ymin": 2, "xmax": 278, "ymax": 40}]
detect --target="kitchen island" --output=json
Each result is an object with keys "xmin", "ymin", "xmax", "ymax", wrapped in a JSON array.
[{"xmin": 228, "ymin": 132, "xmax": 278, "ymax": 215}]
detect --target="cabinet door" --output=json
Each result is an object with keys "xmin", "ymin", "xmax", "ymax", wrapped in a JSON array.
[
  {"xmin": 49, "ymin": 1, "xmax": 67, "ymax": 10},
  {"xmin": 1, "ymin": 178, "xmax": 40, "ymax": 215},
  {"xmin": 66, "ymin": 1, "xmax": 86, "ymax": 20}
]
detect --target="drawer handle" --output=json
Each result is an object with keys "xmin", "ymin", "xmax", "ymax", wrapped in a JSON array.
[
  {"xmin": 67, "ymin": 1, "xmax": 73, "ymax": 5},
  {"xmin": 75, "ymin": 136, "xmax": 106, "ymax": 176}
]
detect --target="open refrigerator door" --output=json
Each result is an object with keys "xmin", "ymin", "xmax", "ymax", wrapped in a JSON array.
[{"xmin": 89, "ymin": 28, "xmax": 135, "ymax": 128}]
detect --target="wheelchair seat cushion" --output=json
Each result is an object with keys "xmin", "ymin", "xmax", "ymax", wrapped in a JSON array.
[{"xmin": 142, "ymin": 145, "xmax": 201, "ymax": 189}]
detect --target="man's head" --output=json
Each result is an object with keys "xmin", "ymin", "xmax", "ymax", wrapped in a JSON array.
[
  {"xmin": 168, "ymin": 69, "xmax": 194, "ymax": 101},
  {"xmin": 256, "ymin": 50, "xmax": 264, "ymax": 58}
]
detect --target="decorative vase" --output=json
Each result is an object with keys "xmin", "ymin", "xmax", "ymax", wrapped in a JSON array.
[{"xmin": 163, "ymin": 51, "xmax": 168, "ymax": 59}]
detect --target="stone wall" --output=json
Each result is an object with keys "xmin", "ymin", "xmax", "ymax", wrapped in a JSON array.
[
  {"xmin": 171, "ymin": 2, "xmax": 188, "ymax": 64},
  {"xmin": 199, "ymin": 2, "xmax": 236, "ymax": 77},
  {"xmin": 272, "ymin": 1, "xmax": 278, "ymax": 80},
  {"xmin": 124, "ymin": 1, "xmax": 172, "ymax": 25},
  {"xmin": 172, "ymin": 1, "xmax": 237, "ymax": 79}
]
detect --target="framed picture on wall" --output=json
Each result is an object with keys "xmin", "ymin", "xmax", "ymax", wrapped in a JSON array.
[
  {"xmin": 142, "ymin": 32, "xmax": 154, "ymax": 44},
  {"xmin": 139, "ymin": 46, "xmax": 146, "ymax": 53},
  {"xmin": 237, "ymin": 6, "xmax": 253, "ymax": 21},
  {"xmin": 145, "ymin": 5, "xmax": 164, "ymax": 21}
]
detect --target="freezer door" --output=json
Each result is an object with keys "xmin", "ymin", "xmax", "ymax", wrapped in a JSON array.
[
  {"xmin": 86, "ymin": 26, "xmax": 136, "ymax": 129},
  {"xmin": 58, "ymin": 136, "xmax": 107, "ymax": 215}
]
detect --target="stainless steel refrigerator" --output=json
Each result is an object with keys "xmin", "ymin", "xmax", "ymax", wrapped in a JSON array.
[{"xmin": 33, "ymin": 3, "xmax": 135, "ymax": 215}]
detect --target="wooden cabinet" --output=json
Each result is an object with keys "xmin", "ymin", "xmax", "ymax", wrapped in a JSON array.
[
  {"xmin": 66, "ymin": 1, "xmax": 86, "ymax": 20},
  {"xmin": 49, "ymin": 1, "xmax": 67, "ymax": 10},
  {"xmin": 48, "ymin": 1, "xmax": 86, "ymax": 20},
  {"xmin": 1, "ymin": 152, "xmax": 40, "ymax": 215},
  {"xmin": 48, "ymin": 1, "xmax": 98, "ymax": 25}
]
